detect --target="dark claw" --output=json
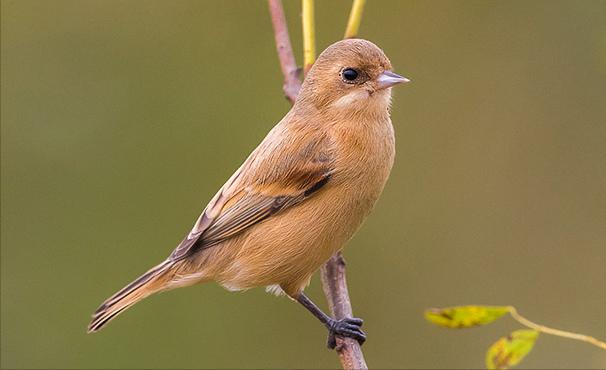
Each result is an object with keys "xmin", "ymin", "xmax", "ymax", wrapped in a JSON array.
[
  {"xmin": 326, "ymin": 317, "xmax": 367, "ymax": 349},
  {"xmin": 327, "ymin": 332, "xmax": 337, "ymax": 349},
  {"xmin": 345, "ymin": 317, "xmax": 363, "ymax": 326}
]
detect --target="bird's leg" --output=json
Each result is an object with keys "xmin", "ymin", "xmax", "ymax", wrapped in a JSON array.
[{"xmin": 296, "ymin": 292, "xmax": 366, "ymax": 349}]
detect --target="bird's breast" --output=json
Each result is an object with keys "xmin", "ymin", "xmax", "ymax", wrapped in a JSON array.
[
  {"xmin": 321, "ymin": 116, "xmax": 395, "ymax": 243},
  {"xmin": 333, "ymin": 116, "xmax": 395, "ymax": 196}
]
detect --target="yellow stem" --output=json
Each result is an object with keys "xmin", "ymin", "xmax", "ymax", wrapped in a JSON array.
[
  {"xmin": 302, "ymin": 0, "xmax": 315, "ymax": 74},
  {"xmin": 508, "ymin": 306, "xmax": 606, "ymax": 350},
  {"xmin": 344, "ymin": 0, "xmax": 366, "ymax": 39}
]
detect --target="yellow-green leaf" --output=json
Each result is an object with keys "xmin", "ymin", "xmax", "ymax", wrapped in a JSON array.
[
  {"xmin": 486, "ymin": 329, "xmax": 540, "ymax": 370},
  {"xmin": 425, "ymin": 306, "xmax": 510, "ymax": 328}
]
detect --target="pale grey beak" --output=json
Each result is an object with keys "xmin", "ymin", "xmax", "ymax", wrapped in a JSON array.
[{"xmin": 376, "ymin": 71, "xmax": 410, "ymax": 89}]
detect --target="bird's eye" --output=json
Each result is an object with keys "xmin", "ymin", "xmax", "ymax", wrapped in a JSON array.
[{"xmin": 341, "ymin": 68, "xmax": 359, "ymax": 82}]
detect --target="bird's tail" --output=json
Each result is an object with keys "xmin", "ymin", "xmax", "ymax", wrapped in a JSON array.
[{"xmin": 87, "ymin": 260, "xmax": 174, "ymax": 333}]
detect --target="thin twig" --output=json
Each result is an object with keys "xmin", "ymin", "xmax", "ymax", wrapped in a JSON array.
[
  {"xmin": 267, "ymin": 1, "xmax": 368, "ymax": 368},
  {"xmin": 302, "ymin": 0, "xmax": 316, "ymax": 73},
  {"xmin": 508, "ymin": 306, "xmax": 606, "ymax": 350},
  {"xmin": 267, "ymin": 0, "xmax": 301, "ymax": 104},
  {"xmin": 344, "ymin": 0, "xmax": 366, "ymax": 39}
]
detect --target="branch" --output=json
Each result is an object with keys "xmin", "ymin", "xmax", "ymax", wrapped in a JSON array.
[
  {"xmin": 267, "ymin": 0, "xmax": 301, "ymax": 104},
  {"xmin": 508, "ymin": 306, "xmax": 606, "ymax": 350},
  {"xmin": 320, "ymin": 252, "xmax": 368, "ymax": 369},
  {"xmin": 267, "ymin": 1, "xmax": 368, "ymax": 369},
  {"xmin": 344, "ymin": 0, "xmax": 366, "ymax": 39},
  {"xmin": 302, "ymin": 0, "xmax": 316, "ymax": 73}
]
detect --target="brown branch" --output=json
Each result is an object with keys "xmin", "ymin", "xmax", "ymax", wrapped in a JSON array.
[
  {"xmin": 267, "ymin": 0, "xmax": 301, "ymax": 104},
  {"xmin": 267, "ymin": 1, "xmax": 368, "ymax": 368},
  {"xmin": 321, "ymin": 252, "xmax": 368, "ymax": 369}
]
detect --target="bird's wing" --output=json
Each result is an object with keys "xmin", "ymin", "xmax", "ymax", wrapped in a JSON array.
[{"xmin": 169, "ymin": 127, "xmax": 334, "ymax": 261}]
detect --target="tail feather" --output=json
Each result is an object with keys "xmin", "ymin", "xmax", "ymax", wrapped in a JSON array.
[{"xmin": 88, "ymin": 260, "xmax": 172, "ymax": 333}]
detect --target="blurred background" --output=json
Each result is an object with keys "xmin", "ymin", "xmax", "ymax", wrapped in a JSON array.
[{"xmin": 2, "ymin": 0, "xmax": 606, "ymax": 368}]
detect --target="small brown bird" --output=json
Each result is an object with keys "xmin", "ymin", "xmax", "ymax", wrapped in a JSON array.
[{"xmin": 88, "ymin": 38, "xmax": 408, "ymax": 348}]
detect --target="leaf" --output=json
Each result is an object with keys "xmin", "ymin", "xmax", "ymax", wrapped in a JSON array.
[
  {"xmin": 425, "ymin": 306, "xmax": 510, "ymax": 328},
  {"xmin": 486, "ymin": 329, "xmax": 540, "ymax": 370}
]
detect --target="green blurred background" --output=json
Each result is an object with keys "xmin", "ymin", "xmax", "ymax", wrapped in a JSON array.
[{"xmin": 2, "ymin": 0, "xmax": 606, "ymax": 368}]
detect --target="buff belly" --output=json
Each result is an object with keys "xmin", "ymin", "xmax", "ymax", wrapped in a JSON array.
[{"xmin": 189, "ymin": 181, "xmax": 375, "ymax": 297}]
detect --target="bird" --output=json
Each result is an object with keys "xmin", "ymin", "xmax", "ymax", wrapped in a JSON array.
[{"xmin": 88, "ymin": 38, "xmax": 409, "ymax": 348}]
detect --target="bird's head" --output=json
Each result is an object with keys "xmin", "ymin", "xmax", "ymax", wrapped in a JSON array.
[{"xmin": 296, "ymin": 39, "xmax": 409, "ymax": 118}]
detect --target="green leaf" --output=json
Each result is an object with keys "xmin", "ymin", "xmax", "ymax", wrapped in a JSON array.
[
  {"xmin": 425, "ymin": 306, "xmax": 510, "ymax": 328},
  {"xmin": 486, "ymin": 329, "xmax": 540, "ymax": 370}
]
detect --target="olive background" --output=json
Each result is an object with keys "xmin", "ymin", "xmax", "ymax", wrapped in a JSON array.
[{"xmin": 2, "ymin": 0, "xmax": 605, "ymax": 368}]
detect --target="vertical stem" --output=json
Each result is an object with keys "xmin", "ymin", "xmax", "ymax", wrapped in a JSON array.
[
  {"xmin": 302, "ymin": 0, "xmax": 316, "ymax": 73},
  {"xmin": 321, "ymin": 252, "xmax": 368, "ymax": 369},
  {"xmin": 344, "ymin": 0, "xmax": 366, "ymax": 38},
  {"xmin": 267, "ymin": 0, "xmax": 302, "ymax": 104}
]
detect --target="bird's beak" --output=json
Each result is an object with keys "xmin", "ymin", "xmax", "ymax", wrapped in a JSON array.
[{"xmin": 376, "ymin": 71, "xmax": 410, "ymax": 90}]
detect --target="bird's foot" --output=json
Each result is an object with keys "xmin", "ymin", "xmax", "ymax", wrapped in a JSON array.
[{"xmin": 326, "ymin": 317, "xmax": 366, "ymax": 349}]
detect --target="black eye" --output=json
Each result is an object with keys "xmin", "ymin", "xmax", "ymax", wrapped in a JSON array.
[{"xmin": 342, "ymin": 68, "xmax": 359, "ymax": 82}]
